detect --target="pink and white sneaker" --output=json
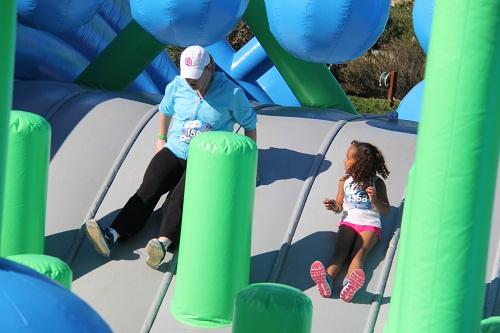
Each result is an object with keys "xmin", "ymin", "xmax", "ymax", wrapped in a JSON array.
[
  {"xmin": 310, "ymin": 261, "xmax": 332, "ymax": 298},
  {"xmin": 340, "ymin": 268, "xmax": 365, "ymax": 302}
]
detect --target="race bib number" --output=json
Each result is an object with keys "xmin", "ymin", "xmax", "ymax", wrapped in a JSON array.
[
  {"xmin": 348, "ymin": 192, "xmax": 372, "ymax": 210},
  {"xmin": 345, "ymin": 184, "xmax": 372, "ymax": 210},
  {"xmin": 179, "ymin": 120, "xmax": 212, "ymax": 143}
]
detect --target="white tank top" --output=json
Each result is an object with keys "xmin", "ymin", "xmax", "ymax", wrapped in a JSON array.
[{"xmin": 340, "ymin": 176, "xmax": 381, "ymax": 228}]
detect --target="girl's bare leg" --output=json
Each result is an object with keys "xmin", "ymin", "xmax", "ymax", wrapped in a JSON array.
[
  {"xmin": 327, "ymin": 226, "xmax": 357, "ymax": 279},
  {"xmin": 347, "ymin": 231, "xmax": 378, "ymax": 276}
]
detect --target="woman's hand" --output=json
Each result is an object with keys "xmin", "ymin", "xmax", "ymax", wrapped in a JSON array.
[
  {"xmin": 156, "ymin": 139, "xmax": 165, "ymax": 153},
  {"xmin": 323, "ymin": 198, "xmax": 342, "ymax": 213}
]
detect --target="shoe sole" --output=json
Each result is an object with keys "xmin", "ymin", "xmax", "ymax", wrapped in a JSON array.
[
  {"xmin": 85, "ymin": 219, "xmax": 110, "ymax": 257},
  {"xmin": 146, "ymin": 240, "xmax": 165, "ymax": 269},
  {"xmin": 340, "ymin": 268, "xmax": 365, "ymax": 302},
  {"xmin": 310, "ymin": 261, "xmax": 331, "ymax": 298}
]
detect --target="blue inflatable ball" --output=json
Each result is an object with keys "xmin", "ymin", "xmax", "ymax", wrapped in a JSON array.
[
  {"xmin": 130, "ymin": 0, "xmax": 248, "ymax": 46},
  {"xmin": 17, "ymin": 0, "xmax": 103, "ymax": 33},
  {"xmin": 396, "ymin": 80, "xmax": 425, "ymax": 122},
  {"xmin": 0, "ymin": 259, "xmax": 111, "ymax": 332},
  {"xmin": 413, "ymin": 0, "xmax": 435, "ymax": 54},
  {"xmin": 266, "ymin": 0, "xmax": 390, "ymax": 64}
]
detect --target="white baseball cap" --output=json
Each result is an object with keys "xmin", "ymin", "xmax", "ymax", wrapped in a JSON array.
[{"xmin": 180, "ymin": 45, "xmax": 211, "ymax": 80}]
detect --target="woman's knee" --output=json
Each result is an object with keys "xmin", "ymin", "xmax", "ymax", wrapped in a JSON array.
[{"xmin": 135, "ymin": 186, "xmax": 162, "ymax": 206}]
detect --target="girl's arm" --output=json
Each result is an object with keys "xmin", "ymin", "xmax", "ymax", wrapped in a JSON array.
[
  {"xmin": 367, "ymin": 178, "xmax": 390, "ymax": 216},
  {"xmin": 322, "ymin": 176, "xmax": 346, "ymax": 213},
  {"xmin": 333, "ymin": 176, "xmax": 346, "ymax": 213}
]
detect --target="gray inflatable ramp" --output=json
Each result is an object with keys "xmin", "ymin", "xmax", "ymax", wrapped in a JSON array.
[{"xmin": 11, "ymin": 81, "xmax": 500, "ymax": 333}]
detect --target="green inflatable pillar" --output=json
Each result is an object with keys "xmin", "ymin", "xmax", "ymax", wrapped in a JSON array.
[
  {"xmin": 233, "ymin": 283, "xmax": 313, "ymax": 333},
  {"xmin": 481, "ymin": 317, "xmax": 500, "ymax": 333},
  {"xmin": 171, "ymin": 132, "xmax": 257, "ymax": 327},
  {"xmin": 0, "ymin": 0, "xmax": 16, "ymax": 251},
  {"xmin": 1, "ymin": 112, "xmax": 51, "ymax": 256},
  {"xmin": 75, "ymin": 20, "xmax": 164, "ymax": 91},
  {"xmin": 7, "ymin": 254, "xmax": 73, "ymax": 289},
  {"xmin": 385, "ymin": 0, "xmax": 500, "ymax": 332}
]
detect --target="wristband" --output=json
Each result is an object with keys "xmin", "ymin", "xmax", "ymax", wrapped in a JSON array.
[{"xmin": 157, "ymin": 133, "xmax": 167, "ymax": 140}]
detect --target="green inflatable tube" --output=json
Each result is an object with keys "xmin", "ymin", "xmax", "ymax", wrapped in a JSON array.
[
  {"xmin": 233, "ymin": 283, "xmax": 313, "ymax": 333},
  {"xmin": 385, "ymin": 0, "xmax": 500, "ymax": 332},
  {"xmin": 481, "ymin": 317, "xmax": 500, "ymax": 333},
  {"xmin": 75, "ymin": 20, "xmax": 164, "ymax": 91},
  {"xmin": 0, "ymin": 1, "xmax": 16, "ymax": 251},
  {"xmin": 244, "ymin": 0, "xmax": 356, "ymax": 113},
  {"xmin": 171, "ymin": 132, "xmax": 257, "ymax": 327},
  {"xmin": 7, "ymin": 254, "xmax": 73, "ymax": 289},
  {"xmin": 1, "ymin": 111, "xmax": 51, "ymax": 257}
]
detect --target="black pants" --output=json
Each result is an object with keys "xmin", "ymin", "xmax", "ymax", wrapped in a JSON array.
[{"xmin": 111, "ymin": 148, "xmax": 186, "ymax": 244}]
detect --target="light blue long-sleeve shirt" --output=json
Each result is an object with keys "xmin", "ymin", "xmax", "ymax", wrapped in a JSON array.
[{"xmin": 159, "ymin": 72, "xmax": 257, "ymax": 160}]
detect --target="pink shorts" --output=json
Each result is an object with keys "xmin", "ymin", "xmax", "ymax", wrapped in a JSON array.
[{"xmin": 338, "ymin": 221, "xmax": 381, "ymax": 239}]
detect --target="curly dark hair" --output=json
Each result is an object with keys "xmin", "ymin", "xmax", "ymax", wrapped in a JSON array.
[{"xmin": 347, "ymin": 140, "xmax": 390, "ymax": 187}]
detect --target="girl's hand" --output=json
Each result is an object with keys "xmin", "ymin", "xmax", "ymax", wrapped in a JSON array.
[
  {"xmin": 322, "ymin": 198, "xmax": 342, "ymax": 213},
  {"xmin": 366, "ymin": 186, "xmax": 376, "ymax": 202},
  {"xmin": 367, "ymin": 184, "xmax": 390, "ymax": 215}
]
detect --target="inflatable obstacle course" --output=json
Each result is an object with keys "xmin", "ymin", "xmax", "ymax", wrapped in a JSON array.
[{"xmin": 1, "ymin": 0, "xmax": 499, "ymax": 332}]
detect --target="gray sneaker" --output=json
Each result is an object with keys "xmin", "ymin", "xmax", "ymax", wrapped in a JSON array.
[
  {"xmin": 145, "ymin": 239, "xmax": 167, "ymax": 269},
  {"xmin": 85, "ymin": 219, "xmax": 114, "ymax": 257}
]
